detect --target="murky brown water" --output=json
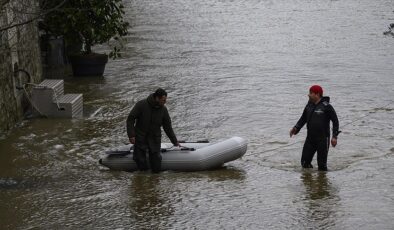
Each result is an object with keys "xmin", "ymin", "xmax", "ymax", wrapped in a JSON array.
[{"xmin": 1, "ymin": 0, "xmax": 394, "ymax": 229}]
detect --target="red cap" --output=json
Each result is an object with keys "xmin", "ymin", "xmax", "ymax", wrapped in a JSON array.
[{"xmin": 309, "ymin": 85, "xmax": 323, "ymax": 96}]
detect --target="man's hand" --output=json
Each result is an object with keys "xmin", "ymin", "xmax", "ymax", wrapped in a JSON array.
[
  {"xmin": 129, "ymin": 137, "xmax": 135, "ymax": 144},
  {"xmin": 289, "ymin": 127, "xmax": 297, "ymax": 137},
  {"xmin": 331, "ymin": 137, "xmax": 337, "ymax": 147}
]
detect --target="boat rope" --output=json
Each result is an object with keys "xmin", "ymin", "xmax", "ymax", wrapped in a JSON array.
[
  {"xmin": 251, "ymin": 140, "xmax": 303, "ymax": 156},
  {"xmin": 340, "ymin": 101, "xmax": 393, "ymax": 128},
  {"xmin": 25, "ymin": 82, "xmax": 64, "ymax": 111},
  {"xmin": 246, "ymin": 101, "xmax": 393, "ymax": 157},
  {"xmin": 22, "ymin": 84, "xmax": 47, "ymax": 117}
]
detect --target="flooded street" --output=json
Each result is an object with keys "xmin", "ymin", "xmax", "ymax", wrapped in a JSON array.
[{"xmin": 1, "ymin": 0, "xmax": 394, "ymax": 228}]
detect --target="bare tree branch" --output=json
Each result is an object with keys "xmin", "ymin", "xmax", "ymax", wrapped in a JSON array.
[
  {"xmin": 1, "ymin": 0, "xmax": 11, "ymax": 8},
  {"xmin": 0, "ymin": 0, "xmax": 68, "ymax": 32}
]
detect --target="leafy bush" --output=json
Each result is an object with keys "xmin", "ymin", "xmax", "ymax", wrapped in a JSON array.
[{"xmin": 43, "ymin": 0, "xmax": 129, "ymax": 58}]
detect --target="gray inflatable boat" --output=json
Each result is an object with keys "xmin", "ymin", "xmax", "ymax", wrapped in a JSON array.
[{"xmin": 99, "ymin": 136, "xmax": 247, "ymax": 172}]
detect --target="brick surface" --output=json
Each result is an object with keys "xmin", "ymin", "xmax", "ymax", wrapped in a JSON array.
[{"xmin": 0, "ymin": 0, "xmax": 43, "ymax": 134}]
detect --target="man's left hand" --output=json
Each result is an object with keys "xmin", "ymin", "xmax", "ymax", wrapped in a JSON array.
[{"xmin": 331, "ymin": 137, "xmax": 337, "ymax": 147}]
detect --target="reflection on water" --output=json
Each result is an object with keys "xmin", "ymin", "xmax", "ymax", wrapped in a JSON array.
[
  {"xmin": 301, "ymin": 171, "xmax": 331, "ymax": 200},
  {"xmin": 172, "ymin": 166, "xmax": 247, "ymax": 182},
  {"xmin": 126, "ymin": 167, "xmax": 246, "ymax": 229},
  {"xmin": 128, "ymin": 174, "xmax": 174, "ymax": 229},
  {"xmin": 300, "ymin": 171, "xmax": 339, "ymax": 229}
]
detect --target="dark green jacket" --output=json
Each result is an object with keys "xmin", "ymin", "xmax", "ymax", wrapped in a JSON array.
[{"xmin": 127, "ymin": 94, "xmax": 178, "ymax": 149}]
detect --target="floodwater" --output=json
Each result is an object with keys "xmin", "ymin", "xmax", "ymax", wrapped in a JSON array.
[{"xmin": 1, "ymin": 0, "xmax": 394, "ymax": 229}]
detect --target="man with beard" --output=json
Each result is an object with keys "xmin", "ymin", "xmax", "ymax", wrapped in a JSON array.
[{"xmin": 127, "ymin": 88, "xmax": 180, "ymax": 173}]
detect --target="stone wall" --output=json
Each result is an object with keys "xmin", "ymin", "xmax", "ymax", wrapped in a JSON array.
[{"xmin": 0, "ymin": 0, "xmax": 43, "ymax": 134}]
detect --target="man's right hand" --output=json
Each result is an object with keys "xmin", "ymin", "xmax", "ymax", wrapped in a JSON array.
[
  {"xmin": 331, "ymin": 137, "xmax": 337, "ymax": 147},
  {"xmin": 129, "ymin": 137, "xmax": 135, "ymax": 144},
  {"xmin": 289, "ymin": 127, "xmax": 297, "ymax": 137}
]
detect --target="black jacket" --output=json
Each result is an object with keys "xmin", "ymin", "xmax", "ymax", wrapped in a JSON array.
[
  {"xmin": 127, "ymin": 94, "xmax": 178, "ymax": 148},
  {"xmin": 294, "ymin": 96, "xmax": 339, "ymax": 139}
]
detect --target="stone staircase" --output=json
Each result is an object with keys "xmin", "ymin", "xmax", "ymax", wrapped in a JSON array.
[{"xmin": 31, "ymin": 79, "xmax": 83, "ymax": 118}]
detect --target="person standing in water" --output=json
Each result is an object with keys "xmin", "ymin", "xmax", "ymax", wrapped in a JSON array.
[
  {"xmin": 127, "ymin": 88, "xmax": 180, "ymax": 173},
  {"xmin": 290, "ymin": 85, "xmax": 340, "ymax": 171}
]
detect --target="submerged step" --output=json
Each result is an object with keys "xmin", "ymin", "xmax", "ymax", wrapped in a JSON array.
[
  {"xmin": 56, "ymin": 94, "xmax": 83, "ymax": 118},
  {"xmin": 35, "ymin": 79, "xmax": 64, "ymax": 100},
  {"xmin": 31, "ymin": 79, "xmax": 83, "ymax": 118}
]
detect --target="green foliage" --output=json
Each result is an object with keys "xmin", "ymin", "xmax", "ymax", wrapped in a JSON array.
[{"xmin": 43, "ymin": 0, "xmax": 129, "ymax": 57}]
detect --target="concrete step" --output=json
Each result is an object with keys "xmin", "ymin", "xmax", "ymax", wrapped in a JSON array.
[
  {"xmin": 56, "ymin": 94, "xmax": 83, "ymax": 118},
  {"xmin": 31, "ymin": 79, "xmax": 83, "ymax": 118},
  {"xmin": 36, "ymin": 79, "xmax": 64, "ymax": 101}
]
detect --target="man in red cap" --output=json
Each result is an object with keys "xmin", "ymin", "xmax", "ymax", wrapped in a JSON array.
[{"xmin": 289, "ymin": 85, "xmax": 340, "ymax": 171}]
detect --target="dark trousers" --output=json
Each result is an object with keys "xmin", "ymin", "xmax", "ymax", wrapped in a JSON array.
[
  {"xmin": 133, "ymin": 140, "xmax": 162, "ymax": 173},
  {"xmin": 301, "ymin": 137, "xmax": 330, "ymax": 171}
]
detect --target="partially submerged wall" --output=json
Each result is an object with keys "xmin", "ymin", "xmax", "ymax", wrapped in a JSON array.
[{"xmin": 0, "ymin": 0, "xmax": 43, "ymax": 134}]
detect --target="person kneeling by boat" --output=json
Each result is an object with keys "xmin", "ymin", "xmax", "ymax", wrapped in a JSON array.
[{"xmin": 127, "ymin": 88, "xmax": 180, "ymax": 173}]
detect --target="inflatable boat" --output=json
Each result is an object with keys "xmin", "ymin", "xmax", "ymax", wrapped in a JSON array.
[{"xmin": 99, "ymin": 136, "xmax": 247, "ymax": 172}]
